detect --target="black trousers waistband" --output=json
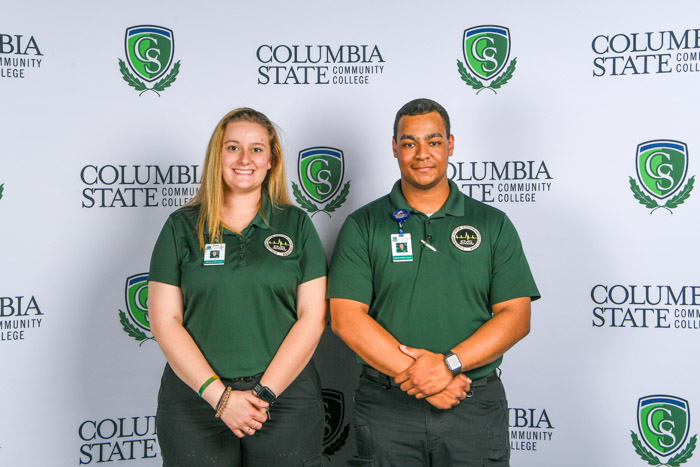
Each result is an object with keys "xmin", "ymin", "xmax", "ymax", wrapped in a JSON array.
[{"xmin": 361, "ymin": 366, "xmax": 498, "ymax": 389}]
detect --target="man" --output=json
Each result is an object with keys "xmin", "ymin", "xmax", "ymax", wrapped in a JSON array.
[{"xmin": 327, "ymin": 98, "xmax": 540, "ymax": 466}]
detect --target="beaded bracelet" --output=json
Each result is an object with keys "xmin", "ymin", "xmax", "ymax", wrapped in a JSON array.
[
  {"xmin": 215, "ymin": 386, "xmax": 233, "ymax": 418},
  {"xmin": 198, "ymin": 375, "xmax": 220, "ymax": 397}
]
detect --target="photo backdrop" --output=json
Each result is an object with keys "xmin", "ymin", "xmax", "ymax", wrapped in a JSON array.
[{"xmin": 2, "ymin": 1, "xmax": 700, "ymax": 465}]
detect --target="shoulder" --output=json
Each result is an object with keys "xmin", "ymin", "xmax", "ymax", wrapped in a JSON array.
[
  {"xmin": 166, "ymin": 204, "xmax": 200, "ymax": 228},
  {"xmin": 462, "ymin": 193, "xmax": 507, "ymax": 221},
  {"xmin": 344, "ymin": 193, "xmax": 392, "ymax": 226},
  {"xmin": 268, "ymin": 203, "xmax": 312, "ymax": 226}
]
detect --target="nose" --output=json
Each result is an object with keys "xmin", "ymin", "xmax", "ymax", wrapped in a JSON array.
[
  {"xmin": 238, "ymin": 149, "xmax": 251, "ymax": 163},
  {"xmin": 415, "ymin": 141, "xmax": 429, "ymax": 159}
]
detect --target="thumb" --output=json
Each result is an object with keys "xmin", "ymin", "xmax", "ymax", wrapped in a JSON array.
[
  {"xmin": 248, "ymin": 392, "xmax": 270, "ymax": 409},
  {"xmin": 399, "ymin": 344, "xmax": 424, "ymax": 359}
]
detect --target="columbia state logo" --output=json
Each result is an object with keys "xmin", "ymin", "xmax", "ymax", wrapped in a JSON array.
[
  {"xmin": 451, "ymin": 226, "xmax": 481, "ymax": 251},
  {"xmin": 630, "ymin": 395, "xmax": 697, "ymax": 466},
  {"xmin": 629, "ymin": 139, "xmax": 694, "ymax": 213},
  {"xmin": 265, "ymin": 234, "xmax": 293, "ymax": 256},
  {"xmin": 322, "ymin": 389, "xmax": 350, "ymax": 459},
  {"xmin": 292, "ymin": 147, "xmax": 350, "ymax": 217},
  {"xmin": 118, "ymin": 273, "xmax": 155, "ymax": 345},
  {"xmin": 118, "ymin": 25, "xmax": 181, "ymax": 96},
  {"xmin": 457, "ymin": 25, "xmax": 517, "ymax": 94}
]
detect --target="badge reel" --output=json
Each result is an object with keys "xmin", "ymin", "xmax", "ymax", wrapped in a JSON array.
[
  {"xmin": 204, "ymin": 238, "xmax": 226, "ymax": 266},
  {"xmin": 391, "ymin": 209, "xmax": 413, "ymax": 262}
]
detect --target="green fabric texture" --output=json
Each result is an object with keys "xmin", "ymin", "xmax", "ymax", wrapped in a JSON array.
[
  {"xmin": 328, "ymin": 180, "xmax": 540, "ymax": 379},
  {"xmin": 149, "ymin": 197, "xmax": 327, "ymax": 378}
]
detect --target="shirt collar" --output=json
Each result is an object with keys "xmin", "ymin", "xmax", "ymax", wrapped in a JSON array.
[
  {"xmin": 249, "ymin": 193, "xmax": 272, "ymax": 230},
  {"xmin": 220, "ymin": 193, "xmax": 272, "ymax": 236},
  {"xmin": 388, "ymin": 179, "xmax": 465, "ymax": 218}
]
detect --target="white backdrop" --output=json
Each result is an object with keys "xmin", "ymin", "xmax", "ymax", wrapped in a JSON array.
[{"xmin": 2, "ymin": 1, "xmax": 700, "ymax": 465}]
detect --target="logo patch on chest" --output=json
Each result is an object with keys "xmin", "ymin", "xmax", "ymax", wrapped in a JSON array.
[
  {"xmin": 451, "ymin": 226, "xmax": 482, "ymax": 251},
  {"xmin": 264, "ymin": 234, "xmax": 293, "ymax": 256}
]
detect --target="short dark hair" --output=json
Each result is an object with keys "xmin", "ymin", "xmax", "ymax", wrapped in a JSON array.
[{"xmin": 393, "ymin": 98, "xmax": 451, "ymax": 140}]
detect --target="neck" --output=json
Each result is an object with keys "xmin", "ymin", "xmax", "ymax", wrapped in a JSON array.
[
  {"xmin": 221, "ymin": 190, "xmax": 262, "ymax": 233},
  {"xmin": 401, "ymin": 178, "xmax": 450, "ymax": 214}
]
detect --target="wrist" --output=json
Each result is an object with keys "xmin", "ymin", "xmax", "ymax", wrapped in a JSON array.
[
  {"xmin": 201, "ymin": 380, "xmax": 227, "ymax": 409},
  {"xmin": 253, "ymin": 383, "xmax": 277, "ymax": 405},
  {"xmin": 442, "ymin": 351, "xmax": 462, "ymax": 376}
]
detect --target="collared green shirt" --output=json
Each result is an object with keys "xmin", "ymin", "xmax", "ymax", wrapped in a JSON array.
[
  {"xmin": 328, "ymin": 180, "xmax": 540, "ymax": 378},
  {"xmin": 149, "ymin": 198, "xmax": 327, "ymax": 378}
]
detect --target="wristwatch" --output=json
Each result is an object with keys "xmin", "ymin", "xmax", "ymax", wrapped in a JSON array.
[
  {"xmin": 443, "ymin": 351, "xmax": 463, "ymax": 376},
  {"xmin": 253, "ymin": 383, "xmax": 277, "ymax": 405}
]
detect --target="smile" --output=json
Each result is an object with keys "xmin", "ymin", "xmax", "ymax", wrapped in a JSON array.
[{"xmin": 233, "ymin": 169, "xmax": 254, "ymax": 174}]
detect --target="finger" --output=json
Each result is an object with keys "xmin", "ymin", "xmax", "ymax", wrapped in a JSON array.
[
  {"xmin": 252, "ymin": 413, "xmax": 267, "ymax": 425},
  {"xmin": 400, "ymin": 381, "xmax": 414, "ymax": 392},
  {"xmin": 247, "ymin": 395, "xmax": 271, "ymax": 410},
  {"xmin": 457, "ymin": 374, "xmax": 472, "ymax": 384},
  {"xmin": 394, "ymin": 372, "xmax": 409, "ymax": 384},
  {"xmin": 399, "ymin": 344, "xmax": 422, "ymax": 359},
  {"xmin": 233, "ymin": 429, "xmax": 245, "ymax": 438}
]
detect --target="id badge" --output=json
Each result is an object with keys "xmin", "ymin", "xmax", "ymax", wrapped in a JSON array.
[
  {"xmin": 391, "ymin": 233, "xmax": 413, "ymax": 262},
  {"xmin": 204, "ymin": 243, "xmax": 225, "ymax": 266}
]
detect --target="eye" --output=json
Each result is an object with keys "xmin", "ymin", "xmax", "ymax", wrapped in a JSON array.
[
  {"xmin": 402, "ymin": 142, "xmax": 415, "ymax": 148},
  {"xmin": 226, "ymin": 144, "xmax": 239, "ymax": 151},
  {"xmin": 429, "ymin": 141, "xmax": 441, "ymax": 146},
  {"xmin": 252, "ymin": 147, "xmax": 263, "ymax": 153}
]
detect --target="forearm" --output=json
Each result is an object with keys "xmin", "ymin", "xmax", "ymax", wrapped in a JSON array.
[
  {"xmin": 152, "ymin": 318, "xmax": 225, "ymax": 408},
  {"xmin": 452, "ymin": 297, "xmax": 531, "ymax": 373},
  {"xmin": 259, "ymin": 277, "xmax": 327, "ymax": 396},
  {"xmin": 330, "ymin": 298, "xmax": 413, "ymax": 377},
  {"xmin": 259, "ymin": 312, "xmax": 326, "ymax": 396}
]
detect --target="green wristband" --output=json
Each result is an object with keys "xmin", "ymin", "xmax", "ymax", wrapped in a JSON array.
[{"xmin": 198, "ymin": 375, "xmax": 220, "ymax": 397}]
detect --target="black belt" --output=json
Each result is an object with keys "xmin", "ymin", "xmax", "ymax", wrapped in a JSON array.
[{"xmin": 361, "ymin": 366, "xmax": 498, "ymax": 389}]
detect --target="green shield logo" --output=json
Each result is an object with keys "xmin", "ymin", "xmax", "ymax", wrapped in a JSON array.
[
  {"xmin": 125, "ymin": 25, "xmax": 174, "ymax": 82},
  {"xmin": 463, "ymin": 26, "xmax": 510, "ymax": 80},
  {"xmin": 125, "ymin": 273, "xmax": 150, "ymax": 331},
  {"xmin": 298, "ymin": 147, "xmax": 344, "ymax": 203},
  {"xmin": 638, "ymin": 395, "xmax": 690, "ymax": 457},
  {"xmin": 636, "ymin": 140, "xmax": 688, "ymax": 200}
]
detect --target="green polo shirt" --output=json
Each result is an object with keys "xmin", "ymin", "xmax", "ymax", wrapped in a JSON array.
[
  {"xmin": 149, "ymin": 198, "xmax": 327, "ymax": 379},
  {"xmin": 328, "ymin": 180, "xmax": 540, "ymax": 379}
]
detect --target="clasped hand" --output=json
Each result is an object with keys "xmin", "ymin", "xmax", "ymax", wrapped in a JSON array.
[
  {"xmin": 394, "ymin": 345, "xmax": 472, "ymax": 410},
  {"xmin": 218, "ymin": 390, "xmax": 270, "ymax": 438}
]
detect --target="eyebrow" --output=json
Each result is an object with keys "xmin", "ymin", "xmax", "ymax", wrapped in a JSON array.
[
  {"xmin": 399, "ymin": 132, "xmax": 444, "ymax": 141},
  {"xmin": 222, "ymin": 139, "xmax": 267, "ymax": 146}
]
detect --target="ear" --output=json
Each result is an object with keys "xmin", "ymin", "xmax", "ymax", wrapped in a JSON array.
[
  {"xmin": 392, "ymin": 137, "xmax": 398, "ymax": 159},
  {"xmin": 448, "ymin": 134, "xmax": 455, "ymax": 157}
]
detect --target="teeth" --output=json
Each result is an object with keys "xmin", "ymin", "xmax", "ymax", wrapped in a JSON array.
[{"xmin": 234, "ymin": 169, "xmax": 253, "ymax": 174}]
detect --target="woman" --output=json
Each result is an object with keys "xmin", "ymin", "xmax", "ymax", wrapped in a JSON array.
[{"xmin": 148, "ymin": 108, "xmax": 327, "ymax": 466}]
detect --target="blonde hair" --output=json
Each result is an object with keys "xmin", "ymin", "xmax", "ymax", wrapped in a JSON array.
[{"xmin": 189, "ymin": 108, "xmax": 291, "ymax": 249}]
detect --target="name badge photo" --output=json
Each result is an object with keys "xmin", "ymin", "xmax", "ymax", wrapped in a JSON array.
[
  {"xmin": 204, "ymin": 243, "xmax": 226, "ymax": 266},
  {"xmin": 391, "ymin": 233, "xmax": 413, "ymax": 262}
]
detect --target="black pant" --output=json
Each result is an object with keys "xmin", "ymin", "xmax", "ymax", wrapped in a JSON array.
[
  {"xmin": 156, "ymin": 362, "xmax": 325, "ymax": 466},
  {"xmin": 349, "ymin": 368, "xmax": 510, "ymax": 466}
]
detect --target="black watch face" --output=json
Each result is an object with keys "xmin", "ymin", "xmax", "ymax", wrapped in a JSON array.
[{"xmin": 257, "ymin": 386, "xmax": 276, "ymax": 404}]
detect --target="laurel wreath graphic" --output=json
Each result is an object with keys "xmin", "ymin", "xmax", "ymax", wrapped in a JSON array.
[
  {"xmin": 292, "ymin": 181, "xmax": 350, "ymax": 217},
  {"xmin": 118, "ymin": 310, "xmax": 155, "ymax": 346},
  {"xmin": 457, "ymin": 58, "xmax": 517, "ymax": 94},
  {"xmin": 0, "ymin": 183, "xmax": 4, "ymax": 200},
  {"xmin": 631, "ymin": 432, "xmax": 697, "ymax": 466},
  {"xmin": 323, "ymin": 423, "xmax": 350, "ymax": 458},
  {"xmin": 118, "ymin": 59, "xmax": 181, "ymax": 96},
  {"xmin": 629, "ymin": 175, "xmax": 695, "ymax": 214}
]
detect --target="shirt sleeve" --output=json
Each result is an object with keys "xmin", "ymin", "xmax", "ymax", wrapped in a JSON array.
[
  {"xmin": 327, "ymin": 214, "xmax": 374, "ymax": 305},
  {"xmin": 148, "ymin": 216, "xmax": 182, "ymax": 287},
  {"xmin": 488, "ymin": 215, "xmax": 540, "ymax": 305},
  {"xmin": 298, "ymin": 211, "xmax": 328, "ymax": 284}
]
